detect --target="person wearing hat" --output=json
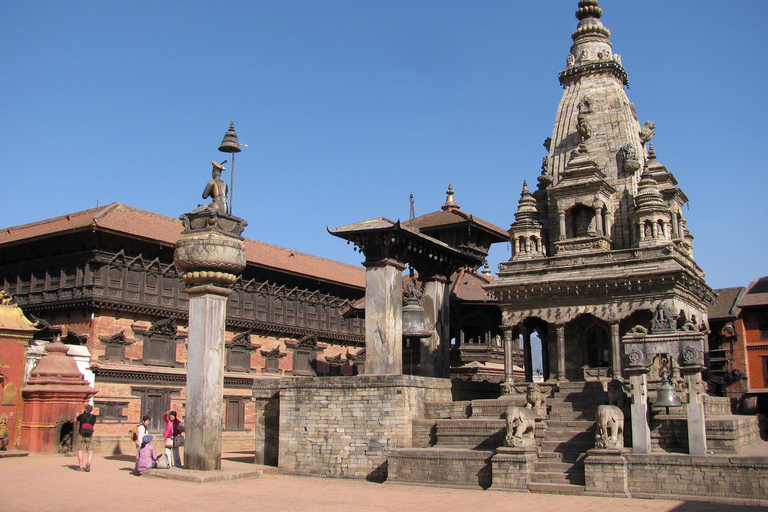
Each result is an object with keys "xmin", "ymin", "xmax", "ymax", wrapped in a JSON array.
[
  {"xmin": 202, "ymin": 160, "xmax": 228, "ymax": 212},
  {"xmin": 135, "ymin": 434, "xmax": 158, "ymax": 475}
]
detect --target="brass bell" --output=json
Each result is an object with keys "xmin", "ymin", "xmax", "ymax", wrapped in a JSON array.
[
  {"xmin": 654, "ymin": 369, "xmax": 682, "ymax": 408},
  {"xmin": 218, "ymin": 120, "xmax": 241, "ymax": 154},
  {"xmin": 402, "ymin": 297, "xmax": 431, "ymax": 339}
]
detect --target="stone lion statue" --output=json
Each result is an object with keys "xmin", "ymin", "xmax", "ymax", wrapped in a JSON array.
[
  {"xmin": 525, "ymin": 383, "xmax": 547, "ymax": 414},
  {"xmin": 595, "ymin": 404, "xmax": 624, "ymax": 450},
  {"xmin": 505, "ymin": 405, "xmax": 536, "ymax": 448}
]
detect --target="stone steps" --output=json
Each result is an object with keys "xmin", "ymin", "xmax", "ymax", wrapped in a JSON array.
[
  {"xmin": 527, "ymin": 482, "xmax": 585, "ymax": 495},
  {"xmin": 387, "ymin": 447, "xmax": 493, "ymax": 489},
  {"xmin": 529, "ymin": 470, "xmax": 585, "ymax": 485}
]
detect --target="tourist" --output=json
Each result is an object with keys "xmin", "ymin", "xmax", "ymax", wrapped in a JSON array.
[
  {"xmin": 135, "ymin": 435, "xmax": 158, "ymax": 474},
  {"xmin": 76, "ymin": 404, "xmax": 96, "ymax": 472},
  {"xmin": 162, "ymin": 410, "xmax": 182, "ymax": 468}
]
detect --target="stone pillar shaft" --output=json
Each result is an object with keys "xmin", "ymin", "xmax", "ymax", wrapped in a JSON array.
[
  {"xmin": 420, "ymin": 279, "xmax": 450, "ymax": 378},
  {"xmin": 503, "ymin": 326, "xmax": 515, "ymax": 386},
  {"xmin": 558, "ymin": 212, "xmax": 567, "ymax": 241},
  {"xmin": 628, "ymin": 371, "xmax": 651, "ymax": 454},
  {"xmin": 556, "ymin": 324, "xmax": 566, "ymax": 381},
  {"xmin": 364, "ymin": 263, "xmax": 403, "ymax": 375},
  {"xmin": 610, "ymin": 322, "xmax": 621, "ymax": 379},
  {"xmin": 523, "ymin": 331, "xmax": 533, "ymax": 382},
  {"xmin": 595, "ymin": 207, "xmax": 604, "ymax": 236},
  {"xmin": 185, "ymin": 293, "xmax": 228, "ymax": 470},
  {"xmin": 683, "ymin": 370, "xmax": 708, "ymax": 455}
]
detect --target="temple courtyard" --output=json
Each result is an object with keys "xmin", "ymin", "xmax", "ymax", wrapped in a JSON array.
[{"xmin": 1, "ymin": 450, "xmax": 767, "ymax": 511}]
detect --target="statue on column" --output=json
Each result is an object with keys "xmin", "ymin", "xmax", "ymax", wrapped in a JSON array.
[{"xmin": 202, "ymin": 161, "xmax": 228, "ymax": 212}]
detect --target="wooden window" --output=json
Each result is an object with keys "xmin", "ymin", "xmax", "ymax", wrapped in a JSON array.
[
  {"xmin": 95, "ymin": 401, "xmax": 128, "ymax": 422},
  {"xmin": 135, "ymin": 389, "xmax": 171, "ymax": 432},
  {"xmin": 225, "ymin": 398, "xmax": 245, "ymax": 430}
]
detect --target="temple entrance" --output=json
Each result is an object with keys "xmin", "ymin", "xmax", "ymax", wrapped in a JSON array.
[
  {"xmin": 566, "ymin": 314, "xmax": 610, "ymax": 380},
  {"xmin": 522, "ymin": 318, "xmax": 549, "ymax": 382}
]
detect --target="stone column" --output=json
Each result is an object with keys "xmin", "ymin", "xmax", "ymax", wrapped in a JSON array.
[
  {"xmin": 186, "ymin": 291, "xmax": 228, "ymax": 470},
  {"xmin": 556, "ymin": 324, "xmax": 566, "ymax": 381},
  {"xmin": 626, "ymin": 367, "xmax": 651, "ymax": 454},
  {"xmin": 638, "ymin": 222, "xmax": 645, "ymax": 241},
  {"xmin": 363, "ymin": 260, "xmax": 404, "ymax": 375},
  {"xmin": 594, "ymin": 206, "xmax": 604, "ymax": 237},
  {"xmin": 174, "ymin": 208, "xmax": 247, "ymax": 471},
  {"xmin": 682, "ymin": 367, "xmax": 707, "ymax": 455},
  {"xmin": 609, "ymin": 322, "xmax": 621, "ymax": 379},
  {"xmin": 420, "ymin": 277, "xmax": 450, "ymax": 378},
  {"xmin": 558, "ymin": 212, "xmax": 567, "ymax": 241},
  {"xmin": 514, "ymin": 237, "xmax": 520, "ymax": 256},
  {"xmin": 605, "ymin": 210, "xmax": 613, "ymax": 239},
  {"xmin": 522, "ymin": 330, "xmax": 533, "ymax": 382},
  {"xmin": 502, "ymin": 325, "xmax": 516, "ymax": 390}
]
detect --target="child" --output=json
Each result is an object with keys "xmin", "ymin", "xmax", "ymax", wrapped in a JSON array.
[{"xmin": 135, "ymin": 435, "xmax": 158, "ymax": 475}]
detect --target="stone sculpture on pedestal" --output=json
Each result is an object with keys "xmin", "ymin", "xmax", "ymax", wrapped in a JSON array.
[
  {"xmin": 595, "ymin": 404, "xmax": 624, "ymax": 450},
  {"xmin": 504, "ymin": 405, "xmax": 536, "ymax": 449}
]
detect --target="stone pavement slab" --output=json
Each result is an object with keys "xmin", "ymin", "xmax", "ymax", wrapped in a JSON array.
[{"xmin": 1, "ymin": 451, "xmax": 767, "ymax": 512}]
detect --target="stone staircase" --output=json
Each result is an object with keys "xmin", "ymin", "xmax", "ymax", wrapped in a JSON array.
[
  {"xmin": 387, "ymin": 381, "xmax": 619, "ymax": 492},
  {"xmin": 526, "ymin": 381, "xmax": 608, "ymax": 495}
]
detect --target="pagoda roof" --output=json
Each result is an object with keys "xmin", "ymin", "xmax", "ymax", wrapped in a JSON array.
[
  {"xmin": 402, "ymin": 207, "xmax": 508, "ymax": 242},
  {"xmin": 708, "ymin": 287, "xmax": 746, "ymax": 320},
  {"xmin": 0, "ymin": 203, "xmax": 365, "ymax": 290},
  {"xmin": 738, "ymin": 276, "xmax": 768, "ymax": 308}
]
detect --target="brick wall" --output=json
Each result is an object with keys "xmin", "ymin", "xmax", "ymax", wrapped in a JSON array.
[{"xmin": 261, "ymin": 375, "xmax": 451, "ymax": 480}]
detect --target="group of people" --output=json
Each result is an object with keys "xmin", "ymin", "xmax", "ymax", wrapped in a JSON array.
[
  {"xmin": 74, "ymin": 404, "xmax": 185, "ymax": 475},
  {"xmin": 135, "ymin": 410, "xmax": 184, "ymax": 474}
]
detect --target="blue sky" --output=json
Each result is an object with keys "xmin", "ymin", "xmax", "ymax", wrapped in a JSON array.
[{"xmin": 2, "ymin": 1, "xmax": 766, "ymax": 290}]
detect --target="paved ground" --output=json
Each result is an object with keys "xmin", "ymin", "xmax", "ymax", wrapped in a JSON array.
[{"xmin": 1, "ymin": 451, "xmax": 767, "ymax": 512}]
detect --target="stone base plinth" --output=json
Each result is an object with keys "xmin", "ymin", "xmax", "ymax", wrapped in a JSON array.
[
  {"xmin": 584, "ymin": 449, "xmax": 629, "ymax": 497},
  {"xmin": 490, "ymin": 446, "xmax": 538, "ymax": 491}
]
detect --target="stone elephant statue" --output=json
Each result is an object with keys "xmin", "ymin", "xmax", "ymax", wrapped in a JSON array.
[
  {"xmin": 505, "ymin": 405, "xmax": 536, "ymax": 448},
  {"xmin": 595, "ymin": 404, "xmax": 624, "ymax": 449}
]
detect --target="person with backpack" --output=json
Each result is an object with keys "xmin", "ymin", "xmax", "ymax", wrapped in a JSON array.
[
  {"xmin": 76, "ymin": 404, "xmax": 96, "ymax": 472},
  {"xmin": 134, "ymin": 415, "xmax": 151, "ymax": 450}
]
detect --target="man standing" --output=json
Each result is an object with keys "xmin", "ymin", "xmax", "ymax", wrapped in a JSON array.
[{"xmin": 76, "ymin": 404, "xmax": 96, "ymax": 472}]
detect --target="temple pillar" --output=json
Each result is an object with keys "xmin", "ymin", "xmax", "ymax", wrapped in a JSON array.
[
  {"xmin": 682, "ymin": 366, "xmax": 707, "ymax": 455},
  {"xmin": 626, "ymin": 367, "xmax": 651, "ymax": 454},
  {"xmin": 558, "ymin": 212, "xmax": 567, "ymax": 241},
  {"xmin": 502, "ymin": 325, "xmax": 516, "ymax": 389},
  {"xmin": 594, "ymin": 206, "xmax": 604, "ymax": 237},
  {"xmin": 522, "ymin": 330, "xmax": 533, "ymax": 382},
  {"xmin": 363, "ymin": 260, "xmax": 404, "ymax": 375},
  {"xmin": 609, "ymin": 322, "xmax": 621, "ymax": 379},
  {"xmin": 420, "ymin": 277, "xmax": 450, "ymax": 378},
  {"xmin": 556, "ymin": 324, "xmax": 566, "ymax": 381}
]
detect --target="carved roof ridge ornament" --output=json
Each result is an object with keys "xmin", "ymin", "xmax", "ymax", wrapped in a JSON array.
[
  {"xmin": 297, "ymin": 333, "xmax": 320, "ymax": 349},
  {"xmin": 148, "ymin": 318, "xmax": 177, "ymax": 336},
  {"xmin": 229, "ymin": 331, "xmax": 252, "ymax": 348}
]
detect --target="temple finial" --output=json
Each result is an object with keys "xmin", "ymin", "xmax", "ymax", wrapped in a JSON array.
[
  {"xmin": 442, "ymin": 183, "xmax": 459, "ymax": 210},
  {"xmin": 409, "ymin": 193, "xmax": 415, "ymax": 221},
  {"xmin": 576, "ymin": 0, "xmax": 602, "ymax": 21}
]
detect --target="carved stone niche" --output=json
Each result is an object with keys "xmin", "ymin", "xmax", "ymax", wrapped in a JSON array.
[
  {"xmin": 285, "ymin": 334, "xmax": 326, "ymax": 377},
  {"xmin": 98, "ymin": 330, "xmax": 134, "ymax": 363},
  {"xmin": 260, "ymin": 346, "xmax": 287, "ymax": 374},
  {"xmin": 225, "ymin": 332, "xmax": 260, "ymax": 373},
  {"xmin": 134, "ymin": 318, "xmax": 185, "ymax": 368},
  {"xmin": 323, "ymin": 354, "xmax": 347, "ymax": 376}
]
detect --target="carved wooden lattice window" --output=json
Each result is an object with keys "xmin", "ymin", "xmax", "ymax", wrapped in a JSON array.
[
  {"xmin": 225, "ymin": 332, "xmax": 255, "ymax": 373},
  {"xmin": 140, "ymin": 319, "xmax": 181, "ymax": 367},
  {"xmin": 95, "ymin": 401, "xmax": 129, "ymax": 422},
  {"xmin": 99, "ymin": 330, "xmax": 132, "ymax": 363},
  {"xmin": 225, "ymin": 397, "xmax": 246, "ymax": 430},
  {"xmin": 288, "ymin": 334, "xmax": 322, "ymax": 377},
  {"xmin": 261, "ymin": 347, "xmax": 284, "ymax": 374}
]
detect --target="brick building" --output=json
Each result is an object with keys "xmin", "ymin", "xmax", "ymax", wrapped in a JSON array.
[
  {"xmin": 0, "ymin": 203, "xmax": 365, "ymax": 451},
  {"xmin": 737, "ymin": 276, "xmax": 768, "ymax": 413}
]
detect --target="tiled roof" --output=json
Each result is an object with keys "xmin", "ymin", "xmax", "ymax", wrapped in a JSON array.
[
  {"xmin": 0, "ymin": 203, "xmax": 365, "ymax": 289},
  {"xmin": 708, "ymin": 287, "xmax": 746, "ymax": 320},
  {"xmin": 450, "ymin": 268, "xmax": 496, "ymax": 303},
  {"xmin": 402, "ymin": 208, "xmax": 508, "ymax": 241},
  {"xmin": 738, "ymin": 276, "xmax": 768, "ymax": 308}
]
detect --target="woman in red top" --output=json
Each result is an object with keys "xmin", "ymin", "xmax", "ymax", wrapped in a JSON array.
[{"xmin": 162, "ymin": 410, "xmax": 182, "ymax": 468}]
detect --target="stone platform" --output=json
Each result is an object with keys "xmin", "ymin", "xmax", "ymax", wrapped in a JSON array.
[{"xmin": 144, "ymin": 464, "xmax": 273, "ymax": 482}]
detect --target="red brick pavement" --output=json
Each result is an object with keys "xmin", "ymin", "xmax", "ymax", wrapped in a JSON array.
[{"xmin": 1, "ymin": 452, "xmax": 765, "ymax": 512}]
